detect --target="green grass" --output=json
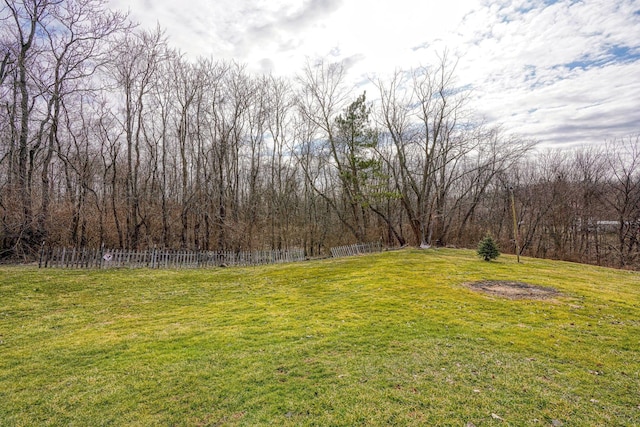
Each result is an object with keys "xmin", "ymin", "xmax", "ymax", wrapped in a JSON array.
[{"xmin": 0, "ymin": 249, "xmax": 638, "ymax": 426}]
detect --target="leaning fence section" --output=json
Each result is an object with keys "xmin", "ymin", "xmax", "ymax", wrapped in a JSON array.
[
  {"xmin": 39, "ymin": 247, "xmax": 306, "ymax": 269},
  {"xmin": 330, "ymin": 241, "xmax": 383, "ymax": 258},
  {"xmin": 39, "ymin": 241, "xmax": 385, "ymax": 269}
]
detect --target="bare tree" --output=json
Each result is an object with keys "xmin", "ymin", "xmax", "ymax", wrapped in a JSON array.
[
  {"xmin": 450, "ymin": 126, "xmax": 534, "ymax": 244},
  {"xmin": 572, "ymin": 145, "xmax": 608, "ymax": 264},
  {"xmin": 38, "ymin": 0, "xmax": 128, "ymax": 243},
  {"xmin": 375, "ymin": 56, "xmax": 470, "ymax": 246},
  {"xmin": 602, "ymin": 136, "xmax": 640, "ymax": 267},
  {"xmin": 2, "ymin": 0, "xmax": 54, "ymax": 254},
  {"xmin": 264, "ymin": 74, "xmax": 300, "ymax": 250},
  {"xmin": 109, "ymin": 26, "xmax": 166, "ymax": 249},
  {"xmin": 0, "ymin": 46, "xmax": 12, "ymax": 86}
]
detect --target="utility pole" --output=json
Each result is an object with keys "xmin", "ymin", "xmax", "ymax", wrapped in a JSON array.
[{"xmin": 509, "ymin": 185, "xmax": 520, "ymax": 263}]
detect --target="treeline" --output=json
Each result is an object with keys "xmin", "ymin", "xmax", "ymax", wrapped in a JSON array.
[{"xmin": 1, "ymin": 0, "xmax": 638, "ymax": 268}]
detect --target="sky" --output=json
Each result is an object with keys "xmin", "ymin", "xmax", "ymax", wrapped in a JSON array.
[{"xmin": 107, "ymin": 0, "xmax": 640, "ymax": 147}]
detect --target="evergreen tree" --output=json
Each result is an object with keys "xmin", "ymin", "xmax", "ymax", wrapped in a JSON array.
[
  {"xmin": 331, "ymin": 91, "xmax": 380, "ymax": 242},
  {"xmin": 477, "ymin": 234, "xmax": 500, "ymax": 261}
]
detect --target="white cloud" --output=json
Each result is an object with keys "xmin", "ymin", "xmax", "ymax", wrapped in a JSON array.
[
  {"xmin": 454, "ymin": 0, "xmax": 640, "ymax": 145},
  {"xmin": 108, "ymin": 0, "xmax": 640, "ymax": 146}
]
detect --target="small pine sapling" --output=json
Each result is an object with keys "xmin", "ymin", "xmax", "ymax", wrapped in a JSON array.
[{"xmin": 477, "ymin": 234, "xmax": 500, "ymax": 261}]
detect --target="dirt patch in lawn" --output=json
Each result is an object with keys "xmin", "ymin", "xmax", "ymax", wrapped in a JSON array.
[{"xmin": 464, "ymin": 280, "xmax": 561, "ymax": 300}]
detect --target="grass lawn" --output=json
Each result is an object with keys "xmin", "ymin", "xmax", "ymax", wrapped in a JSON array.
[{"xmin": 0, "ymin": 249, "xmax": 639, "ymax": 426}]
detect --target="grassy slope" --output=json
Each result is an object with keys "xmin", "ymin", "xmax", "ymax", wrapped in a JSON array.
[{"xmin": 0, "ymin": 249, "xmax": 638, "ymax": 426}]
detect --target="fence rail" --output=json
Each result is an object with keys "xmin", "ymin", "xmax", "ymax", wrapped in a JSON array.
[
  {"xmin": 39, "ymin": 247, "xmax": 306, "ymax": 269},
  {"xmin": 329, "ymin": 241, "xmax": 383, "ymax": 258}
]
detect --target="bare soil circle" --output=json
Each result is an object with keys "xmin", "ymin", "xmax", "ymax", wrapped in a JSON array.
[{"xmin": 464, "ymin": 280, "xmax": 560, "ymax": 300}]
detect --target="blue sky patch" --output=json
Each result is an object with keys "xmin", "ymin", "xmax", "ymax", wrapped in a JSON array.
[{"xmin": 608, "ymin": 45, "xmax": 640, "ymax": 63}]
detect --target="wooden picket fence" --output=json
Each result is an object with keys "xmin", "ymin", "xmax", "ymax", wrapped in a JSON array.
[
  {"xmin": 38, "ymin": 241, "xmax": 385, "ymax": 269},
  {"xmin": 329, "ymin": 241, "xmax": 383, "ymax": 258},
  {"xmin": 39, "ymin": 246, "xmax": 306, "ymax": 269}
]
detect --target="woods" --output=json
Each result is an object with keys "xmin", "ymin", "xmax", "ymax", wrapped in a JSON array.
[{"xmin": 1, "ymin": 0, "xmax": 638, "ymax": 268}]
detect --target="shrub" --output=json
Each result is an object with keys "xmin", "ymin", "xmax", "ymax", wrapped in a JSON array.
[{"xmin": 477, "ymin": 234, "xmax": 500, "ymax": 261}]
